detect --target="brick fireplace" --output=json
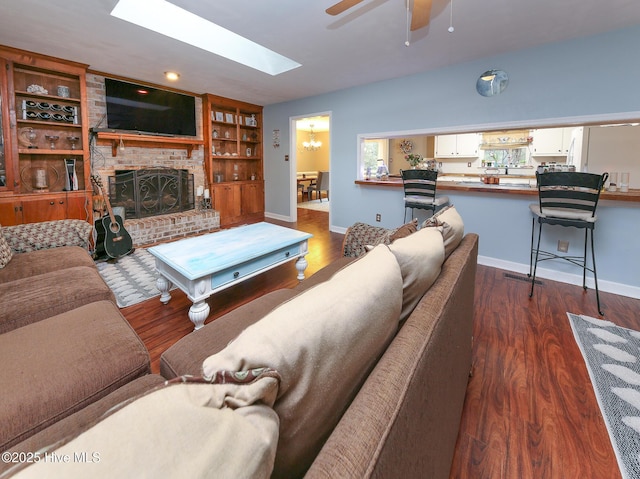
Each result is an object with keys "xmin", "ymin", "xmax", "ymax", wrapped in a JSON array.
[
  {"xmin": 87, "ymin": 73, "xmax": 219, "ymax": 246},
  {"xmin": 108, "ymin": 168, "xmax": 194, "ymax": 219}
]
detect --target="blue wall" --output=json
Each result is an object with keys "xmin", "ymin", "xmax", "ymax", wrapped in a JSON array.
[{"xmin": 263, "ymin": 26, "xmax": 640, "ymax": 295}]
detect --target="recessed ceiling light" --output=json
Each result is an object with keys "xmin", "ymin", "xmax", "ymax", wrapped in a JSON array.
[
  {"xmin": 111, "ymin": 0, "xmax": 301, "ymax": 76},
  {"xmin": 165, "ymin": 71, "xmax": 180, "ymax": 81}
]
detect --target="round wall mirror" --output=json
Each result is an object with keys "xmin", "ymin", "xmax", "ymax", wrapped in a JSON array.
[{"xmin": 476, "ymin": 69, "xmax": 509, "ymax": 97}]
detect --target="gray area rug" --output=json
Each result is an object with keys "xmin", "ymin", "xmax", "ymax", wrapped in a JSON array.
[
  {"xmin": 297, "ymin": 199, "xmax": 329, "ymax": 212},
  {"xmin": 568, "ymin": 312, "xmax": 640, "ymax": 479},
  {"xmin": 96, "ymin": 248, "xmax": 166, "ymax": 308}
]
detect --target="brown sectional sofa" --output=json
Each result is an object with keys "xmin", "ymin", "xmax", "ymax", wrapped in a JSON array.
[
  {"xmin": 1, "ymin": 210, "xmax": 478, "ymax": 479},
  {"xmin": 0, "ymin": 220, "xmax": 152, "ymax": 455}
]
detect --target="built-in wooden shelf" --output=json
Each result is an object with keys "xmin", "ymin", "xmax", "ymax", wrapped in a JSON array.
[{"xmin": 94, "ymin": 131, "xmax": 203, "ymax": 158}]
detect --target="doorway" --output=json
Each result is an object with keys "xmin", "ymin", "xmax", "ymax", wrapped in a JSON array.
[{"xmin": 289, "ymin": 113, "xmax": 331, "ymax": 223}]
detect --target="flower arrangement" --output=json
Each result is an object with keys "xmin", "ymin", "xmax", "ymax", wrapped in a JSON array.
[{"xmin": 405, "ymin": 153, "xmax": 423, "ymax": 168}]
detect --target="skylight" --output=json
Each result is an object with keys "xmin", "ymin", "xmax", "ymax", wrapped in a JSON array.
[{"xmin": 110, "ymin": 0, "xmax": 301, "ymax": 76}]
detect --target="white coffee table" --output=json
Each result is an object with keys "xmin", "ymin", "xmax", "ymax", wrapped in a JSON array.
[{"xmin": 148, "ymin": 222, "xmax": 313, "ymax": 331}]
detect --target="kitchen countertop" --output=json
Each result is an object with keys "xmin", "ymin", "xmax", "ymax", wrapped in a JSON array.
[{"xmin": 354, "ymin": 178, "xmax": 640, "ymax": 203}]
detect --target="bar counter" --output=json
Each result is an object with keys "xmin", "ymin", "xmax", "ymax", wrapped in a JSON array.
[{"xmin": 355, "ymin": 178, "xmax": 640, "ymax": 203}]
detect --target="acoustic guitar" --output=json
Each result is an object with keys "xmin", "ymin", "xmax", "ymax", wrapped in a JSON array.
[{"xmin": 91, "ymin": 174, "xmax": 133, "ymax": 259}]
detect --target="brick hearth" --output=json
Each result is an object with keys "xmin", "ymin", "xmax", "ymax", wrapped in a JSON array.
[{"xmin": 124, "ymin": 210, "xmax": 220, "ymax": 247}]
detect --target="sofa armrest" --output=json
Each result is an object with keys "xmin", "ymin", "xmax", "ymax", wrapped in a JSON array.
[{"xmin": 2, "ymin": 219, "xmax": 92, "ymax": 253}]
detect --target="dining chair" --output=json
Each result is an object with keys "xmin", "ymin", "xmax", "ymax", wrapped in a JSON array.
[
  {"xmin": 401, "ymin": 169, "xmax": 449, "ymax": 223},
  {"xmin": 528, "ymin": 170, "xmax": 608, "ymax": 315},
  {"xmin": 308, "ymin": 171, "xmax": 330, "ymax": 202}
]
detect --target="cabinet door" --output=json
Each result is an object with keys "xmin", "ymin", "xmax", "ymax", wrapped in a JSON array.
[
  {"xmin": 0, "ymin": 200, "xmax": 19, "ymax": 226},
  {"xmin": 435, "ymin": 135, "xmax": 457, "ymax": 157},
  {"xmin": 21, "ymin": 196, "xmax": 67, "ymax": 223},
  {"xmin": 456, "ymin": 133, "xmax": 479, "ymax": 157},
  {"xmin": 531, "ymin": 128, "xmax": 564, "ymax": 156},
  {"xmin": 241, "ymin": 182, "xmax": 264, "ymax": 216},
  {"xmin": 212, "ymin": 184, "xmax": 241, "ymax": 226},
  {"xmin": 66, "ymin": 194, "xmax": 89, "ymax": 220}
]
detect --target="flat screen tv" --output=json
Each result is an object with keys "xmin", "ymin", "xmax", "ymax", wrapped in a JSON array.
[{"xmin": 104, "ymin": 78, "xmax": 196, "ymax": 137}]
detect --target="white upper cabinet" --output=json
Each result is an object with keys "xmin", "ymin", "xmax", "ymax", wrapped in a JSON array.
[
  {"xmin": 530, "ymin": 128, "xmax": 573, "ymax": 156},
  {"xmin": 435, "ymin": 133, "xmax": 479, "ymax": 158}
]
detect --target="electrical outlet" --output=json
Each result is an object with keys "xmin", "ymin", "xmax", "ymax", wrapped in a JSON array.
[
  {"xmin": 558, "ymin": 240, "xmax": 569, "ymax": 253},
  {"xmin": 375, "ymin": 213, "xmax": 381, "ymax": 222}
]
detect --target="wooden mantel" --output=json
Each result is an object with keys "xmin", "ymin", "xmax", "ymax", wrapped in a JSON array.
[{"xmin": 94, "ymin": 131, "xmax": 204, "ymax": 158}]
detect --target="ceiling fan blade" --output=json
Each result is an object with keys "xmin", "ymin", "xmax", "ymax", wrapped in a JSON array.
[
  {"xmin": 326, "ymin": 0, "xmax": 366, "ymax": 16},
  {"xmin": 410, "ymin": 0, "xmax": 432, "ymax": 31}
]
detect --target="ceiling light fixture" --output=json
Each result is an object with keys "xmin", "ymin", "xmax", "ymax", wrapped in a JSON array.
[
  {"xmin": 303, "ymin": 125, "xmax": 322, "ymax": 151},
  {"xmin": 164, "ymin": 71, "xmax": 180, "ymax": 81},
  {"xmin": 110, "ymin": 0, "xmax": 301, "ymax": 76}
]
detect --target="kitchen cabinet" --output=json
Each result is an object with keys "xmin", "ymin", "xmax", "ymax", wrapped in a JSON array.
[
  {"xmin": 0, "ymin": 45, "xmax": 91, "ymax": 224},
  {"xmin": 530, "ymin": 127, "xmax": 573, "ymax": 156},
  {"xmin": 435, "ymin": 133, "xmax": 479, "ymax": 158}
]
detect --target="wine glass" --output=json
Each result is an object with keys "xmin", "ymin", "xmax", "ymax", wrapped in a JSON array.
[
  {"xmin": 67, "ymin": 136, "xmax": 79, "ymax": 150},
  {"xmin": 45, "ymin": 135, "xmax": 59, "ymax": 149}
]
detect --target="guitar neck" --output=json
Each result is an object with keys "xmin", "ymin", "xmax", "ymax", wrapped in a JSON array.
[{"xmin": 92, "ymin": 175, "xmax": 118, "ymax": 223}]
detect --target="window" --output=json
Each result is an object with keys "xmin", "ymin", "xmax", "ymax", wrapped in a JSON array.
[{"xmin": 361, "ymin": 139, "xmax": 388, "ymax": 178}]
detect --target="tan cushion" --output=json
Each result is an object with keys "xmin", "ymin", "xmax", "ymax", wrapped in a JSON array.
[
  {"xmin": 421, "ymin": 204, "xmax": 465, "ymax": 258},
  {"xmin": 389, "ymin": 226, "xmax": 445, "ymax": 323},
  {"xmin": 11, "ymin": 374, "xmax": 280, "ymax": 479},
  {"xmin": 160, "ymin": 289, "xmax": 300, "ymax": 379},
  {"xmin": 0, "ymin": 226, "xmax": 12, "ymax": 269},
  {"xmin": 529, "ymin": 203, "xmax": 597, "ymax": 222},
  {"xmin": 202, "ymin": 244, "xmax": 404, "ymax": 478}
]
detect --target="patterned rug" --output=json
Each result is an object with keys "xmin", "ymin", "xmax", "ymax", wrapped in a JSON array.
[
  {"xmin": 568, "ymin": 312, "xmax": 640, "ymax": 479},
  {"xmin": 96, "ymin": 248, "xmax": 168, "ymax": 308}
]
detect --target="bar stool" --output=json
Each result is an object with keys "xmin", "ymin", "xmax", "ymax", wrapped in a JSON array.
[
  {"xmin": 528, "ymin": 171, "xmax": 608, "ymax": 315},
  {"xmin": 401, "ymin": 169, "xmax": 449, "ymax": 222}
]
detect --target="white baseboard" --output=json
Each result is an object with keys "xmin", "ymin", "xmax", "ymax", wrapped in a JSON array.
[
  {"xmin": 478, "ymin": 255, "xmax": 640, "ymax": 300},
  {"xmin": 264, "ymin": 211, "xmax": 292, "ymax": 222}
]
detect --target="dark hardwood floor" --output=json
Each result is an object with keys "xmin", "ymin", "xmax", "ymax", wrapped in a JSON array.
[{"xmin": 121, "ymin": 208, "xmax": 640, "ymax": 478}]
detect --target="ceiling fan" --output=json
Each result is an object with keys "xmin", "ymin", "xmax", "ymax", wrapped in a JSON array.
[{"xmin": 326, "ymin": 0, "xmax": 433, "ymax": 31}]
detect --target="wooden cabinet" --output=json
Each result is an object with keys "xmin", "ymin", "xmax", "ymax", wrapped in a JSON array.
[
  {"xmin": 211, "ymin": 183, "xmax": 241, "ymax": 225},
  {"xmin": 0, "ymin": 192, "xmax": 88, "ymax": 225},
  {"xmin": 202, "ymin": 93, "xmax": 264, "ymax": 225},
  {"xmin": 0, "ymin": 45, "xmax": 91, "ymax": 224},
  {"xmin": 240, "ymin": 182, "xmax": 264, "ymax": 217},
  {"xmin": 435, "ymin": 133, "xmax": 479, "ymax": 158},
  {"xmin": 211, "ymin": 181, "xmax": 264, "ymax": 226}
]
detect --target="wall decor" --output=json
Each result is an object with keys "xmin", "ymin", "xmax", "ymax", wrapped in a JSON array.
[{"xmin": 476, "ymin": 69, "xmax": 509, "ymax": 97}]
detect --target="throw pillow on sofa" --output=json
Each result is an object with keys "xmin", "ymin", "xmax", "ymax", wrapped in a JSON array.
[
  {"xmin": 389, "ymin": 226, "xmax": 445, "ymax": 322},
  {"xmin": 0, "ymin": 226, "xmax": 12, "ymax": 269},
  {"xmin": 421, "ymin": 204, "xmax": 464, "ymax": 258},
  {"xmin": 342, "ymin": 219, "xmax": 418, "ymax": 257},
  {"xmin": 11, "ymin": 370, "xmax": 281, "ymax": 479},
  {"xmin": 202, "ymin": 244, "xmax": 404, "ymax": 479}
]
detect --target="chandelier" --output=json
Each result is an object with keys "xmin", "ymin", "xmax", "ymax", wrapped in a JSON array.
[{"xmin": 303, "ymin": 124, "xmax": 322, "ymax": 151}]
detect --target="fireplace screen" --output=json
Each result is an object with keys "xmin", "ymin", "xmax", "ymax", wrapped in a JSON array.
[{"xmin": 108, "ymin": 168, "xmax": 194, "ymax": 219}]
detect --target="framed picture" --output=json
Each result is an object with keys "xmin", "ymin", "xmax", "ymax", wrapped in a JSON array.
[
  {"xmin": 214, "ymin": 111, "xmax": 224, "ymax": 122},
  {"xmin": 246, "ymin": 147, "xmax": 252, "ymax": 157},
  {"xmin": 237, "ymin": 115, "xmax": 243, "ymax": 125},
  {"xmin": 245, "ymin": 116, "xmax": 253, "ymax": 126},
  {"xmin": 225, "ymin": 112, "xmax": 234, "ymax": 123}
]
